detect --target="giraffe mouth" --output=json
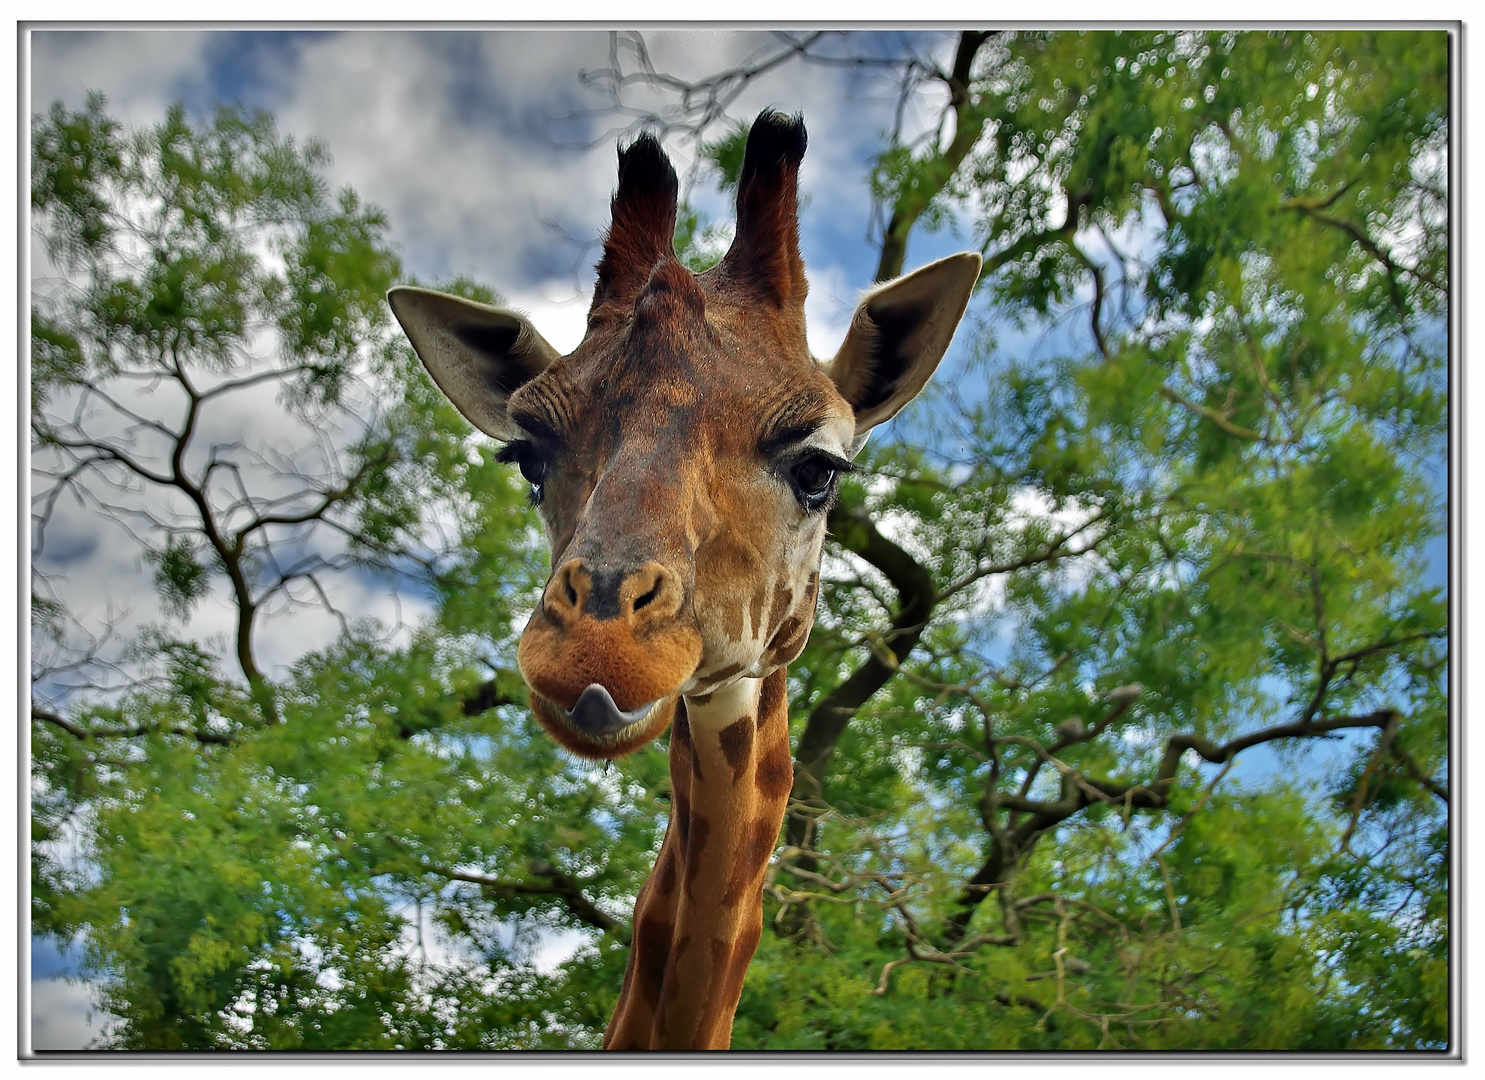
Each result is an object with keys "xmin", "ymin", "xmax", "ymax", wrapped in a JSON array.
[{"xmin": 558, "ymin": 684, "xmax": 665, "ymax": 737}]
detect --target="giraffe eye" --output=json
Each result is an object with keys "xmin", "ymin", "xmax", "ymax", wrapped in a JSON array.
[
  {"xmin": 497, "ymin": 439, "xmax": 548, "ymax": 505},
  {"xmin": 788, "ymin": 453, "xmax": 845, "ymax": 512}
]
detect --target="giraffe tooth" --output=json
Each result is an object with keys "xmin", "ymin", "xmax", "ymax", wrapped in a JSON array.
[{"xmin": 564, "ymin": 684, "xmax": 661, "ymax": 736}]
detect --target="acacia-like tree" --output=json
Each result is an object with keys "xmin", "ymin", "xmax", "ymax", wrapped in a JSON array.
[
  {"xmin": 31, "ymin": 96, "xmax": 633, "ymax": 1049},
  {"xmin": 31, "ymin": 27, "xmax": 1449, "ymax": 1052},
  {"xmin": 583, "ymin": 28, "xmax": 1450, "ymax": 1049}
]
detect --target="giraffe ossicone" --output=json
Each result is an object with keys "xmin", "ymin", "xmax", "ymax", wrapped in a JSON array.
[{"xmin": 389, "ymin": 110, "xmax": 980, "ymax": 1050}]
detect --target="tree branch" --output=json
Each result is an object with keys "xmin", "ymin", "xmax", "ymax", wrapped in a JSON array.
[
  {"xmin": 1159, "ymin": 383, "xmax": 1271, "ymax": 443},
  {"xmin": 787, "ymin": 501, "xmax": 936, "ymax": 857},
  {"xmin": 948, "ymin": 707, "xmax": 1410, "ymax": 940},
  {"xmin": 934, "ymin": 512, "xmax": 1103, "ymax": 604},
  {"xmin": 1279, "ymin": 197, "xmax": 1445, "ymax": 297},
  {"xmin": 34, "ymin": 705, "xmax": 235, "ymax": 746},
  {"xmin": 875, "ymin": 30, "xmax": 994, "ymax": 282},
  {"xmin": 417, "ymin": 853, "xmax": 626, "ymax": 938}
]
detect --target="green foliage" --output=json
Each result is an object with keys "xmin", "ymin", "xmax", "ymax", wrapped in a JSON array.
[
  {"xmin": 144, "ymin": 536, "xmax": 210, "ymax": 620},
  {"xmin": 31, "ymin": 29, "xmax": 1448, "ymax": 1053},
  {"xmin": 749, "ymin": 28, "xmax": 1446, "ymax": 1051},
  {"xmin": 672, "ymin": 203, "xmax": 732, "ymax": 274},
  {"xmin": 30, "ymin": 97, "xmax": 649, "ymax": 1048},
  {"xmin": 36, "ymin": 627, "xmax": 663, "ymax": 1048},
  {"xmin": 31, "ymin": 91, "xmax": 125, "ymax": 256},
  {"xmin": 701, "ymin": 120, "xmax": 750, "ymax": 192},
  {"xmin": 672, "ymin": 119, "xmax": 757, "ymax": 271}
]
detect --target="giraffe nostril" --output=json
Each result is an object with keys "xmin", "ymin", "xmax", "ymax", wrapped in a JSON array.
[
  {"xmin": 632, "ymin": 581, "xmax": 661, "ymax": 612},
  {"xmin": 625, "ymin": 563, "xmax": 679, "ymax": 621},
  {"xmin": 543, "ymin": 560, "xmax": 592, "ymax": 626}
]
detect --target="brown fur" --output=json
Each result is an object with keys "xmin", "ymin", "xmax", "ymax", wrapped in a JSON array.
[
  {"xmin": 607, "ymin": 670, "xmax": 792, "ymax": 1049},
  {"xmin": 590, "ymin": 133, "xmax": 680, "ymax": 323},
  {"xmin": 722, "ymin": 817, "xmax": 779, "ymax": 906},
  {"xmin": 394, "ymin": 109, "xmax": 978, "ymax": 1051},
  {"xmin": 718, "ymin": 716, "xmax": 755, "ymax": 773},
  {"xmin": 755, "ymin": 745, "xmax": 795, "ymax": 802}
]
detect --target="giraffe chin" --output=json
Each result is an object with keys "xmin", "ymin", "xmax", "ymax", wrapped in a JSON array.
[
  {"xmin": 530, "ymin": 688, "xmax": 678, "ymax": 760},
  {"xmin": 566, "ymin": 684, "xmax": 662, "ymax": 735}
]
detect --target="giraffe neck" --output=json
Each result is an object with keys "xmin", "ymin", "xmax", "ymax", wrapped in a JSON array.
[{"xmin": 603, "ymin": 669, "xmax": 793, "ymax": 1050}]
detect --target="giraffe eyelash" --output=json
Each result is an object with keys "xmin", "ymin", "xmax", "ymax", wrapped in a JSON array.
[
  {"xmin": 497, "ymin": 439, "xmax": 549, "ymax": 506},
  {"xmin": 780, "ymin": 449, "xmax": 852, "ymax": 513}
]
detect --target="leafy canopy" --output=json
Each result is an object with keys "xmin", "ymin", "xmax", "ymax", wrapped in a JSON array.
[{"xmin": 31, "ymin": 28, "xmax": 1449, "ymax": 1052}]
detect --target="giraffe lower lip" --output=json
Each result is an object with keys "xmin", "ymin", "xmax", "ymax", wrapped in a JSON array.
[{"xmin": 562, "ymin": 684, "xmax": 662, "ymax": 735}]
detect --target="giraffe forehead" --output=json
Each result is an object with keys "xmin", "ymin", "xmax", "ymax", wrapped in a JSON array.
[{"xmin": 515, "ymin": 316, "xmax": 853, "ymax": 460}]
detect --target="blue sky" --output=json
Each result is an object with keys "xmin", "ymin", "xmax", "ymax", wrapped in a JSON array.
[
  {"xmin": 27, "ymin": 26, "xmax": 984, "ymax": 1051},
  {"xmin": 28, "ymin": 28, "xmax": 957, "ymax": 353},
  {"xmin": 24, "ymin": 26, "xmax": 1454, "ymax": 1054}
]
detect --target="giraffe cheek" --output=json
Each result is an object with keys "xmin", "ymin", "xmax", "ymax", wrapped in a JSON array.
[
  {"xmin": 763, "ymin": 615, "xmax": 809, "ymax": 669},
  {"xmin": 686, "ymin": 595, "xmax": 766, "ymax": 690}
]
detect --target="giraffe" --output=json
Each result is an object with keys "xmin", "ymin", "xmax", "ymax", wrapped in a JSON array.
[{"xmin": 388, "ymin": 110, "xmax": 980, "ymax": 1050}]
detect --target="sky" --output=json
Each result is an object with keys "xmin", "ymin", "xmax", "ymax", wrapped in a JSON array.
[
  {"xmin": 26, "ymin": 28, "xmax": 1001, "ymax": 696},
  {"xmin": 31, "ymin": 29, "xmax": 974, "ymax": 354},
  {"xmin": 19, "ymin": 24, "xmax": 1459, "ymax": 1057},
  {"xmin": 24, "ymin": 25, "xmax": 991, "ymax": 1053}
]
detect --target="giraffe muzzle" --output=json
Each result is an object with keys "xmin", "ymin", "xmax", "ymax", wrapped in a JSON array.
[{"xmin": 563, "ymin": 683, "xmax": 664, "ymax": 736}]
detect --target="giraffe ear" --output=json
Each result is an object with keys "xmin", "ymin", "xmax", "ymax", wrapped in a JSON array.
[
  {"xmin": 823, "ymin": 253, "xmax": 982, "ymax": 444},
  {"xmin": 388, "ymin": 286, "xmax": 559, "ymax": 441}
]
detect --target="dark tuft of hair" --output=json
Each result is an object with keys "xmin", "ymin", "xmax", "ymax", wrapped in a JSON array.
[
  {"xmin": 617, "ymin": 131, "xmax": 679, "ymax": 205},
  {"xmin": 590, "ymin": 130, "xmax": 681, "ymax": 322},
  {"xmin": 714, "ymin": 109, "xmax": 809, "ymax": 309},
  {"xmin": 738, "ymin": 110, "xmax": 807, "ymax": 186}
]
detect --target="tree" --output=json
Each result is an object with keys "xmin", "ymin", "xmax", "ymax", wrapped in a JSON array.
[
  {"xmin": 30, "ymin": 95, "xmax": 647, "ymax": 1049},
  {"xmin": 593, "ymin": 28, "xmax": 1449, "ymax": 1049},
  {"xmin": 31, "ymin": 26, "xmax": 1449, "ymax": 1052}
]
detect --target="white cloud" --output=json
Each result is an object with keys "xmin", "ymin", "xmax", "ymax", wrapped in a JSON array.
[
  {"xmin": 25, "ymin": 27, "xmax": 987, "ymax": 1048},
  {"xmin": 271, "ymin": 33, "xmax": 621, "ymax": 312},
  {"xmin": 29, "ymin": 29, "xmax": 216, "ymax": 127},
  {"xmin": 802, "ymin": 260, "xmax": 856, "ymax": 359},
  {"xmin": 29, "ymin": 977, "xmax": 116, "ymax": 1051},
  {"xmin": 29, "ymin": 28, "xmax": 979, "ymax": 350}
]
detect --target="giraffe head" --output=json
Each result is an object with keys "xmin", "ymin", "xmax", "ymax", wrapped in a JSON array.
[{"xmin": 390, "ymin": 111, "xmax": 980, "ymax": 760}]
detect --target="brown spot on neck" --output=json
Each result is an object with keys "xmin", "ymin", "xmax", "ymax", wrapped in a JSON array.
[
  {"xmin": 758, "ymin": 666, "xmax": 787, "ymax": 729},
  {"xmin": 718, "ymin": 715, "xmax": 755, "ymax": 773},
  {"xmin": 656, "ymin": 844, "xmax": 678, "ymax": 896},
  {"xmin": 633, "ymin": 912, "xmax": 673, "ymax": 1010},
  {"xmin": 682, "ymin": 813, "xmax": 712, "ymax": 901},
  {"xmin": 721, "ymin": 816, "xmax": 779, "ymax": 906},
  {"xmin": 724, "ymin": 920, "xmax": 764, "ymax": 1008},
  {"xmin": 756, "ymin": 742, "xmax": 793, "ymax": 801}
]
